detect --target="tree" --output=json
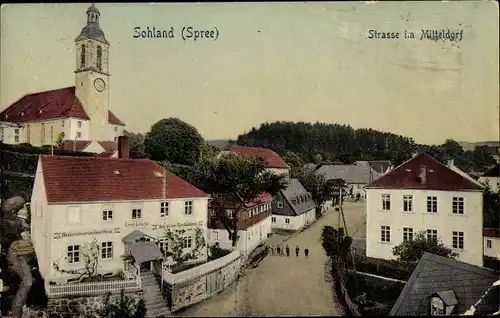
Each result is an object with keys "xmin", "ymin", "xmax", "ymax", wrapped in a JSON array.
[
  {"xmin": 124, "ymin": 130, "xmax": 147, "ymax": 158},
  {"xmin": 321, "ymin": 225, "xmax": 353, "ymax": 264},
  {"xmin": 295, "ymin": 169, "xmax": 332, "ymax": 213},
  {"xmin": 161, "ymin": 228, "xmax": 206, "ymax": 266},
  {"xmin": 97, "ymin": 289, "xmax": 147, "ymax": 318},
  {"xmin": 188, "ymin": 153, "xmax": 288, "ymax": 247},
  {"xmin": 392, "ymin": 231, "xmax": 458, "ymax": 262},
  {"xmin": 55, "ymin": 132, "xmax": 65, "ymax": 148},
  {"xmin": 52, "ymin": 238, "xmax": 101, "ymax": 282},
  {"xmin": 482, "ymin": 181, "xmax": 500, "ymax": 229},
  {"xmin": 144, "ymin": 118, "xmax": 204, "ymax": 165}
]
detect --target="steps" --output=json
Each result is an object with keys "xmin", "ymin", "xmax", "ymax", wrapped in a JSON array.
[{"xmin": 140, "ymin": 271, "xmax": 171, "ymax": 318}]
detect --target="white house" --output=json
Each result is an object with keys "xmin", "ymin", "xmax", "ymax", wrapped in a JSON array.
[
  {"xmin": 271, "ymin": 178, "xmax": 315, "ymax": 231},
  {"xmin": 0, "ymin": 4, "xmax": 124, "ymax": 147},
  {"xmin": 364, "ymin": 152, "xmax": 484, "ymax": 267},
  {"xmin": 30, "ymin": 144, "xmax": 210, "ymax": 288},
  {"xmin": 483, "ymin": 228, "xmax": 500, "ymax": 260},
  {"xmin": 207, "ymin": 193, "xmax": 273, "ymax": 256},
  {"xmin": 478, "ymin": 164, "xmax": 500, "ymax": 192}
]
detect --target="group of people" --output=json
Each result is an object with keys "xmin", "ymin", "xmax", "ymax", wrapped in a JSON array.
[{"xmin": 271, "ymin": 244, "xmax": 309, "ymax": 258}]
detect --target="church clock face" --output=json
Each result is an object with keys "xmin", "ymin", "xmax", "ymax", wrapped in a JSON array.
[{"xmin": 94, "ymin": 78, "xmax": 105, "ymax": 92}]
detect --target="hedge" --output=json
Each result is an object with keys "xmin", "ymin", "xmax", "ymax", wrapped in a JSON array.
[
  {"xmin": 347, "ymin": 254, "xmax": 416, "ymax": 281},
  {"xmin": 345, "ymin": 271, "xmax": 405, "ymax": 305}
]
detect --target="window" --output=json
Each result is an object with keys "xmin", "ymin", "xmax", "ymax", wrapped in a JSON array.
[
  {"xmin": 486, "ymin": 240, "xmax": 492, "ymax": 248},
  {"xmin": 97, "ymin": 45, "xmax": 102, "ymax": 70},
  {"xmin": 158, "ymin": 239, "xmax": 168, "ymax": 254},
  {"xmin": 114, "ymin": 126, "xmax": 118, "ymax": 132},
  {"xmin": 67, "ymin": 245, "xmax": 80, "ymax": 263},
  {"xmin": 211, "ymin": 231, "xmax": 218, "ymax": 241},
  {"xmin": 77, "ymin": 121, "xmax": 82, "ymax": 128},
  {"xmin": 452, "ymin": 197, "xmax": 464, "ymax": 214},
  {"xmin": 285, "ymin": 218, "xmax": 290, "ymax": 224},
  {"xmin": 80, "ymin": 44, "xmax": 86, "ymax": 67},
  {"xmin": 0, "ymin": 128, "xmax": 4, "ymax": 141},
  {"xmin": 102, "ymin": 210, "xmax": 112, "ymax": 221},
  {"xmin": 452, "ymin": 231, "xmax": 464, "ymax": 249},
  {"xmin": 61, "ymin": 121, "xmax": 65, "ymax": 127},
  {"xmin": 381, "ymin": 226, "xmax": 391, "ymax": 242},
  {"xmin": 277, "ymin": 202, "xmax": 284, "ymax": 208},
  {"xmin": 271, "ymin": 217, "xmax": 276, "ymax": 223},
  {"xmin": 67, "ymin": 207, "xmax": 81, "ymax": 225},
  {"xmin": 14, "ymin": 134, "xmax": 19, "ymax": 143},
  {"xmin": 160, "ymin": 202, "xmax": 169, "ymax": 217},
  {"xmin": 427, "ymin": 196, "xmax": 438, "ymax": 213},
  {"xmin": 427, "ymin": 229, "xmax": 438, "ymax": 242},
  {"xmin": 183, "ymin": 236, "xmax": 192, "ymax": 249},
  {"xmin": 26, "ymin": 125, "xmax": 31, "ymax": 143},
  {"xmin": 226, "ymin": 209, "xmax": 233, "ymax": 218},
  {"xmin": 76, "ymin": 132, "xmax": 82, "ymax": 139},
  {"xmin": 382, "ymin": 194, "xmax": 391, "ymax": 211},
  {"xmin": 403, "ymin": 227, "xmax": 413, "ymax": 242},
  {"xmin": 403, "ymin": 195, "xmax": 413, "ymax": 212},
  {"xmin": 260, "ymin": 206, "xmax": 263, "ymax": 212},
  {"xmin": 101, "ymin": 241, "xmax": 113, "ymax": 259},
  {"xmin": 41, "ymin": 123, "xmax": 45, "ymax": 145},
  {"xmin": 185, "ymin": 201, "xmax": 193, "ymax": 215},
  {"xmin": 430, "ymin": 297, "xmax": 444, "ymax": 316},
  {"xmin": 132, "ymin": 209, "xmax": 142, "ymax": 219}
]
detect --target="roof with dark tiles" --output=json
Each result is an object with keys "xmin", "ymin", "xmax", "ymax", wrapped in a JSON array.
[
  {"xmin": 272, "ymin": 178, "xmax": 314, "ymax": 217},
  {"xmin": 389, "ymin": 252, "xmax": 499, "ymax": 316}
]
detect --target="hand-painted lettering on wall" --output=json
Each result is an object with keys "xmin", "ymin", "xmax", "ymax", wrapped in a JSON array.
[
  {"xmin": 53, "ymin": 227, "xmax": 120, "ymax": 240},
  {"xmin": 125, "ymin": 221, "xmax": 149, "ymax": 228},
  {"xmin": 152, "ymin": 220, "xmax": 205, "ymax": 231}
]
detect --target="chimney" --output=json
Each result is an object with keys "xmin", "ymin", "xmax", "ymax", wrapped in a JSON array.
[
  {"xmin": 447, "ymin": 159, "xmax": 454, "ymax": 167},
  {"xmin": 419, "ymin": 164, "xmax": 427, "ymax": 184},
  {"xmin": 118, "ymin": 136, "xmax": 129, "ymax": 159}
]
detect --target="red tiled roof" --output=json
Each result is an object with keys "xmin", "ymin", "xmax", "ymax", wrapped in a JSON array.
[
  {"xmin": 40, "ymin": 155, "xmax": 209, "ymax": 203},
  {"xmin": 96, "ymin": 151, "xmax": 116, "ymax": 157},
  {"xmin": 365, "ymin": 153, "xmax": 483, "ymax": 191},
  {"xmin": 98, "ymin": 141, "xmax": 117, "ymax": 152},
  {"xmin": 484, "ymin": 228, "xmax": 500, "ymax": 238},
  {"xmin": 245, "ymin": 193, "xmax": 273, "ymax": 207},
  {"xmin": 223, "ymin": 146, "xmax": 289, "ymax": 169},
  {"xmin": 61, "ymin": 140, "xmax": 92, "ymax": 152},
  {"xmin": 0, "ymin": 86, "xmax": 124, "ymax": 126}
]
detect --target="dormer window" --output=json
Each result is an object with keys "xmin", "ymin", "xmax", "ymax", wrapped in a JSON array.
[
  {"xmin": 430, "ymin": 297, "xmax": 444, "ymax": 315},
  {"xmin": 277, "ymin": 202, "xmax": 283, "ymax": 208},
  {"xmin": 429, "ymin": 290, "xmax": 458, "ymax": 316}
]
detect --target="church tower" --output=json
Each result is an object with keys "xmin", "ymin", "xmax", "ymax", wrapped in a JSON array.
[{"xmin": 74, "ymin": 4, "xmax": 110, "ymax": 141}]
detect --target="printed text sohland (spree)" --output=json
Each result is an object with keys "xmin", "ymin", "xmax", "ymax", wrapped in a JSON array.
[{"xmin": 133, "ymin": 26, "xmax": 220, "ymax": 41}]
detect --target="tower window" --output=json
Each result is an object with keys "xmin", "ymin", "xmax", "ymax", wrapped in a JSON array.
[
  {"xmin": 81, "ymin": 44, "xmax": 86, "ymax": 68},
  {"xmin": 97, "ymin": 46, "xmax": 102, "ymax": 71}
]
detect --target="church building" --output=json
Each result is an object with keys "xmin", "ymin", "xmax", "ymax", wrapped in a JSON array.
[{"xmin": 0, "ymin": 4, "xmax": 125, "ymax": 151}]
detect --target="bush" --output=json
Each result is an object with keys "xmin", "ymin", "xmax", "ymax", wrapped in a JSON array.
[
  {"xmin": 345, "ymin": 271, "xmax": 405, "ymax": 305},
  {"xmin": 347, "ymin": 254, "xmax": 416, "ymax": 281},
  {"xmin": 208, "ymin": 243, "xmax": 231, "ymax": 261}
]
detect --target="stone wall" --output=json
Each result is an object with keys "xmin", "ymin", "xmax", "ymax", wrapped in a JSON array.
[
  {"xmin": 21, "ymin": 291, "xmax": 144, "ymax": 318},
  {"xmin": 169, "ymin": 255, "xmax": 241, "ymax": 312}
]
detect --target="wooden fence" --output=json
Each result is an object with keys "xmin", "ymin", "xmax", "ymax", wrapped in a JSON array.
[
  {"xmin": 47, "ymin": 276, "xmax": 141, "ymax": 298},
  {"xmin": 331, "ymin": 260, "xmax": 362, "ymax": 316}
]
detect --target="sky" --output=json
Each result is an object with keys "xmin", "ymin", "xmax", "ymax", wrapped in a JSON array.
[{"xmin": 1, "ymin": 2, "xmax": 498, "ymax": 145}]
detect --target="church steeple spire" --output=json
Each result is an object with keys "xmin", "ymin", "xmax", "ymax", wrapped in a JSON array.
[{"xmin": 86, "ymin": 3, "xmax": 100, "ymax": 24}]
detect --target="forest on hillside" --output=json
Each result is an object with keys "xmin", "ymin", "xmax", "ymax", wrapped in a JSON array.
[{"xmin": 235, "ymin": 121, "xmax": 497, "ymax": 172}]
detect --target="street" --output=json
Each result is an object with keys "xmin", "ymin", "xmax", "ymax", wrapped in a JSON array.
[{"xmin": 176, "ymin": 203, "xmax": 367, "ymax": 317}]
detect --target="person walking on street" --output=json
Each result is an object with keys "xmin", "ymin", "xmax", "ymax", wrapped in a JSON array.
[
  {"xmin": 295, "ymin": 245, "xmax": 300, "ymax": 258},
  {"xmin": 277, "ymin": 246, "xmax": 281, "ymax": 256},
  {"xmin": 285, "ymin": 245, "xmax": 290, "ymax": 257},
  {"xmin": 304, "ymin": 248, "xmax": 309, "ymax": 258},
  {"xmin": 271, "ymin": 245, "xmax": 276, "ymax": 255}
]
